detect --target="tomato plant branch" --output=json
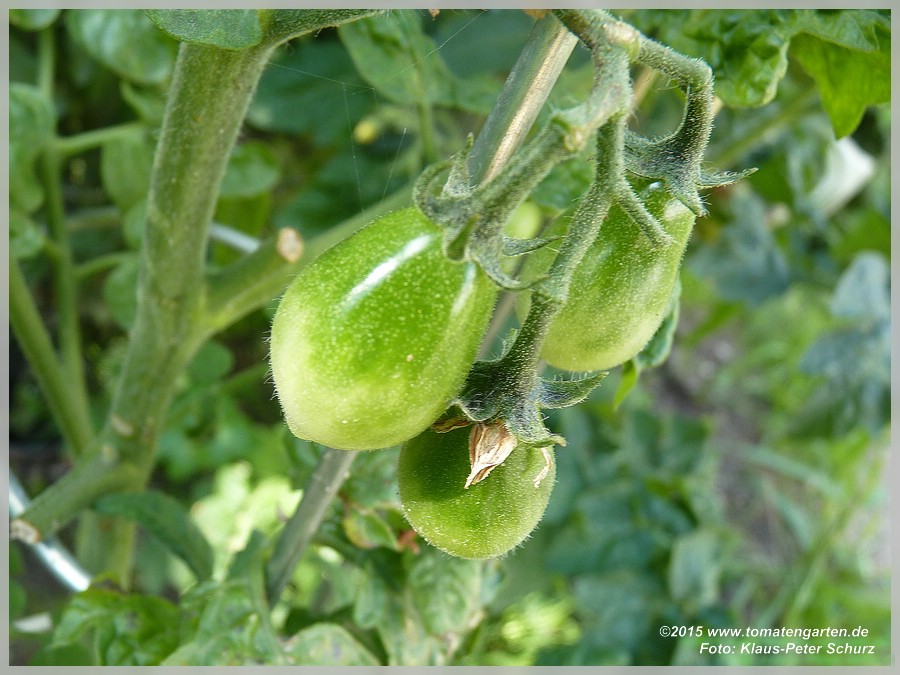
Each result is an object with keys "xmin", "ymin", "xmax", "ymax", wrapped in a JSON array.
[
  {"xmin": 10, "ymin": 260, "xmax": 94, "ymax": 456},
  {"xmin": 467, "ymin": 13, "xmax": 577, "ymax": 185},
  {"xmin": 265, "ymin": 447, "xmax": 356, "ymax": 603},
  {"xmin": 53, "ymin": 121, "xmax": 146, "ymax": 158},
  {"xmin": 13, "ymin": 41, "xmax": 278, "ymax": 578}
]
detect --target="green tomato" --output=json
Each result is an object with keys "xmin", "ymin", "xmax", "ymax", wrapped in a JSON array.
[
  {"xmin": 398, "ymin": 425, "xmax": 555, "ymax": 559},
  {"xmin": 534, "ymin": 184, "xmax": 695, "ymax": 372},
  {"xmin": 270, "ymin": 207, "xmax": 497, "ymax": 451}
]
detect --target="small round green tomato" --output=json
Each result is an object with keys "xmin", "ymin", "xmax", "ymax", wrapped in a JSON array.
[
  {"xmin": 537, "ymin": 185, "xmax": 695, "ymax": 372},
  {"xmin": 398, "ymin": 426, "xmax": 556, "ymax": 559},
  {"xmin": 270, "ymin": 208, "xmax": 497, "ymax": 451}
]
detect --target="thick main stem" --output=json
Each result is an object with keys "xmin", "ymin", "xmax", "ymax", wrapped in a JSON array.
[{"xmin": 15, "ymin": 42, "xmax": 276, "ymax": 579}]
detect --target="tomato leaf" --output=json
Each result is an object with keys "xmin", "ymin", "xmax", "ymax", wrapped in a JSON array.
[
  {"xmin": 339, "ymin": 12, "xmax": 495, "ymax": 113},
  {"xmin": 219, "ymin": 141, "xmax": 281, "ymax": 199},
  {"xmin": 102, "ymin": 254, "xmax": 140, "ymax": 330},
  {"xmin": 406, "ymin": 547, "xmax": 483, "ymax": 636},
  {"xmin": 9, "ymin": 83, "xmax": 54, "ymax": 214},
  {"xmin": 247, "ymin": 40, "xmax": 372, "ymax": 145},
  {"xmin": 95, "ymin": 491, "xmax": 215, "ymax": 582},
  {"xmin": 791, "ymin": 32, "xmax": 890, "ymax": 138},
  {"xmin": 284, "ymin": 623, "xmax": 380, "ymax": 665},
  {"xmin": 10, "ymin": 9, "xmax": 60, "ymax": 31},
  {"xmin": 667, "ymin": 528, "xmax": 722, "ymax": 610},
  {"xmin": 343, "ymin": 508, "xmax": 398, "ymax": 550},
  {"xmin": 10, "ymin": 209, "xmax": 47, "ymax": 260},
  {"xmin": 51, "ymin": 586, "xmax": 181, "ymax": 666},
  {"xmin": 65, "ymin": 10, "xmax": 176, "ymax": 85},
  {"xmin": 100, "ymin": 134, "xmax": 155, "ymax": 212},
  {"xmin": 144, "ymin": 10, "xmax": 264, "ymax": 50}
]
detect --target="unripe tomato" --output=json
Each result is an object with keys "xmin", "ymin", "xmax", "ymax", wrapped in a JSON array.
[
  {"xmin": 270, "ymin": 208, "xmax": 497, "ymax": 451},
  {"xmin": 532, "ymin": 184, "xmax": 695, "ymax": 372},
  {"xmin": 398, "ymin": 425, "xmax": 555, "ymax": 559}
]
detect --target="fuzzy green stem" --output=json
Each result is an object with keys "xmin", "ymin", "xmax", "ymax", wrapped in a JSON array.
[
  {"xmin": 54, "ymin": 121, "xmax": 145, "ymax": 158},
  {"xmin": 265, "ymin": 447, "xmax": 356, "ymax": 603},
  {"xmin": 35, "ymin": 26, "xmax": 94, "ymax": 459},
  {"xmin": 16, "ymin": 41, "xmax": 278, "ymax": 579},
  {"xmin": 10, "ymin": 259, "xmax": 94, "ymax": 455},
  {"xmin": 468, "ymin": 13, "xmax": 577, "ymax": 185},
  {"xmin": 10, "ymin": 454, "xmax": 141, "ymax": 545}
]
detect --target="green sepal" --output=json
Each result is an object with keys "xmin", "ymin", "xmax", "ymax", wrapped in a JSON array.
[
  {"xmin": 537, "ymin": 371, "xmax": 608, "ymax": 409},
  {"xmin": 501, "ymin": 234, "xmax": 562, "ymax": 257}
]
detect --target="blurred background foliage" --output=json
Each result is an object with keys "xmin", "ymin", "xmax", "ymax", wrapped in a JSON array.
[{"xmin": 9, "ymin": 8, "xmax": 890, "ymax": 666}]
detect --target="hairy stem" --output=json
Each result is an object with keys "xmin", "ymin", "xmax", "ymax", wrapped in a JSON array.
[
  {"xmin": 265, "ymin": 448, "xmax": 356, "ymax": 603},
  {"xmin": 10, "ymin": 260, "xmax": 94, "ymax": 455},
  {"xmin": 15, "ymin": 41, "xmax": 277, "ymax": 580},
  {"xmin": 468, "ymin": 13, "xmax": 577, "ymax": 185}
]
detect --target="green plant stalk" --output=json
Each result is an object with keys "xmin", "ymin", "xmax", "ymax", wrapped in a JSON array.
[
  {"xmin": 468, "ymin": 13, "xmax": 577, "ymax": 185},
  {"xmin": 265, "ymin": 447, "xmax": 356, "ymax": 602},
  {"xmin": 10, "ymin": 260, "xmax": 94, "ymax": 455},
  {"xmin": 54, "ymin": 121, "xmax": 146, "ymax": 158},
  {"xmin": 35, "ymin": 26, "xmax": 94, "ymax": 459},
  {"xmin": 13, "ymin": 10, "xmax": 396, "ymax": 583},
  {"xmin": 14, "ymin": 41, "xmax": 277, "ymax": 578},
  {"xmin": 264, "ymin": 15, "xmax": 582, "ymax": 604}
]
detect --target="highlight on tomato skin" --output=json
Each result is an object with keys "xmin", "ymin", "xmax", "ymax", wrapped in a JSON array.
[
  {"xmin": 525, "ymin": 184, "xmax": 696, "ymax": 372},
  {"xmin": 269, "ymin": 207, "xmax": 498, "ymax": 452},
  {"xmin": 398, "ymin": 425, "xmax": 556, "ymax": 560}
]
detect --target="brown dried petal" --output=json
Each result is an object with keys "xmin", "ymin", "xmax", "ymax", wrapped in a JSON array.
[{"xmin": 465, "ymin": 421, "xmax": 517, "ymax": 488}]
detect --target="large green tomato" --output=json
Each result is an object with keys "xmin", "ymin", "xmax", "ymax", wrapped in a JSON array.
[
  {"xmin": 270, "ymin": 208, "xmax": 497, "ymax": 451},
  {"xmin": 398, "ymin": 425, "xmax": 555, "ymax": 559},
  {"xmin": 536, "ymin": 184, "xmax": 695, "ymax": 372}
]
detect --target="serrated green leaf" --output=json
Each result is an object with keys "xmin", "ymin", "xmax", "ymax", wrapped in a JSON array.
[
  {"xmin": 220, "ymin": 141, "xmax": 281, "ymax": 199},
  {"xmin": 10, "ymin": 9, "xmax": 60, "ymax": 31},
  {"xmin": 668, "ymin": 528, "xmax": 722, "ymax": 610},
  {"xmin": 10, "ymin": 209, "xmax": 47, "ymax": 259},
  {"xmin": 829, "ymin": 252, "xmax": 889, "ymax": 323},
  {"xmin": 95, "ymin": 491, "xmax": 214, "ymax": 582},
  {"xmin": 343, "ymin": 508, "xmax": 398, "ymax": 550},
  {"xmin": 10, "ymin": 83, "xmax": 55, "ymax": 214},
  {"xmin": 572, "ymin": 572, "xmax": 662, "ymax": 653},
  {"xmin": 247, "ymin": 40, "xmax": 371, "ymax": 145},
  {"xmin": 102, "ymin": 254, "xmax": 140, "ymax": 330},
  {"xmin": 165, "ymin": 579, "xmax": 285, "ymax": 665},
  {"xmin": 339, "ymin": 12, "xmax": 494, "ymax": 112},
  {"xmin": 792, "ymin": 31, "xmax": 890, "ymax": 138},
  {"xmin": 187, "ymin": 340, "xmax": 234, "ymax": 385},
  {"xmin": 407, "ymin": 547, "xmax": 483, "ymax": 637},
  {"xmin": 284, "ymin": 623, "xmax": 380, "ymax": 666},
  {"xmin": 353, "ymin": 566, "xmax": 391, "ymax": 629},
  {"xmin": 65, "ymin": 10, "xmax": 176, "ymax": 85},
  {"xmin": 790, "ymin": 8, "xmax": 888, "ymax": 52},
  {"xmin": 144, "ymin": 10, "xmax": 263, "ymax": 50},
  {"xmin": 52, "ymin": 587, "xmax": 180, "ymax": 666},
  {"xmin": 100, "ymin": 134, "xmax": 155, "ymax": 211},
  {"xmin": 688, "ymin": 191, "xmax": 790, "ymax": 305},
  {"xmin": 120, "ymin": 81, "xmax": 166, "ymax": 126}
]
